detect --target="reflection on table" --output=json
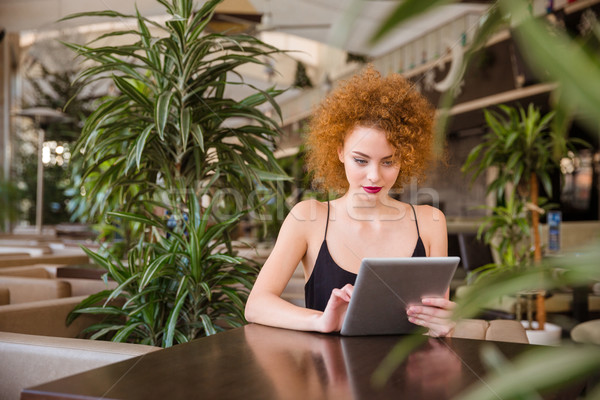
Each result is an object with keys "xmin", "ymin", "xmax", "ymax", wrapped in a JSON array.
[{"xmin": 245, "ymin": 324, "xmax": 465, "ymax": 399}]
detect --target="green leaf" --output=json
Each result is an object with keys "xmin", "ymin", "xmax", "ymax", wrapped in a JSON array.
[
  {"xmin": 71, "ymin": 306, "xmax": 125, "ymax": 316},
  {"xmin": 59, "ymin": 10, "xmax": 134, "ymax": 23},
  {"xmin": 113, "ymin": 322, "xmax": 144, "ymax": 343},
  {"xmin": 500, "ymin": 0, "xmax": 600, "ymax": 130},
  {"xmin": 113, "ymin": 75, "xmax": 152, "ymax": 108},
  {"xmin": 105, "ymin": 273, "xmax": 140, "ymax": 305},
  {"xmin": 458, "ymin": 345, "xmax": 600, "ymax": 400},
  {"xmin": 244, "ymin": 166, "xmax": 292, "ymax": 181},
  {"xmin": 66, "ymin": 290, "xmax": 115, "ymax": 324},
  {"xmin": 91, "ymin": 326, "xmax": 123, "ymax": 340},
  {"xmin": 164, "ymin": 288, "xmax": 188, "ymax": 347},
  {"xmin": 191, "ymin": 124, "xmax": 205, "ymax": 151},
  {"xmin": 187, "ymin": 0, "xmax": 219, "ymax": 41},
  {"xmin": 200, "ymin": 314, "xmax": 217, "ymax": 336},
  {"xmin": 155, "ymin": 91, "xmax": 173, "ymax": 140},
  {"xmin": 78, "ymin": 245, "xmax": 111, "ymax": 271},
  {"xmin": 538, "ymin": 171, "xmax": 553, "ymax": 197},
  {"xmin": 139, "ymin": 253, "xmax": 173, "ymax": 290},
  {"xmin": 133, "ymin": 124, "xmax": 155, "ymax": 170},
  {"xmin": 206, "ymin": 254, "xmax": 242, "ymax": 264},
  {"xmin": 107, "ymin": 211, "xmax": 164, "ymax": 229},
  {"xmin": 180, "ymin": 107, "xmax": 191, "ymax": 151}
]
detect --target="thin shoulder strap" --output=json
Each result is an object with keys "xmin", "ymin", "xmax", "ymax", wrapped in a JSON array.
[
  {"xmin": 410, "ymin": 204, "xmax": 421, "ymax": 237},
  {"xmin": 324, "ymin": 200, "xmax": 330, "ymax": 240}
]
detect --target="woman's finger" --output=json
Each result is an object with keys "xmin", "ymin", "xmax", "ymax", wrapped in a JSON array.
[
  {"xmin": 421, "ymin": 297, "xmax": 456, "ymax": 309},
  {"xmin": 331, "ymin": 288, "xmax": 351, "ymax": 302},
  {"xmin": 407, "ymin": 305, "xmax": 453, "ymax": 320}
]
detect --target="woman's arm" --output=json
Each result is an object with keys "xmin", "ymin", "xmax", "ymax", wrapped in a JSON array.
[
  {"xmin": 407, "ymin": 206, "xmax": 456, "ymax": 337},
  {"xmin": 245, "ymin": 201, "xmax": 350, "ymax": 332}
]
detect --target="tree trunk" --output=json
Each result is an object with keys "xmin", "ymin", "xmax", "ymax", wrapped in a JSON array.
[{"xmin": 530, "ymin": 172, "xmax": 546, "ymax": 330}]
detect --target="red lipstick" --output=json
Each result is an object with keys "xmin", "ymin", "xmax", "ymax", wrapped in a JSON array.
[{"xmin": 363, "ymin": 186, "xmax": 382, "ymax": 194}]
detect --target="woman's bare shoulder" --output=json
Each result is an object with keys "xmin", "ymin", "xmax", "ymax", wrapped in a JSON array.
[
  {"xmin": 413, "ymin": 204, "xmax": 446, "ymax": 223},
  {"xmin": 413, "ymin": 205, "xmax": 447, "ymax": 256},
  {"xmin": 274, "ymin": 199, "xmax": 328, "ymax": 247},
  {"xmin": 287, "ymin": 198, "xmax": 328, "ymax": 223}
]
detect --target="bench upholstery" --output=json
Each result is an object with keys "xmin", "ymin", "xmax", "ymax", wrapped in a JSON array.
[
  {"xmin": 0, "ymin": 331, "xmax": 160, "ymax": 400},
  {"xmin": 0, "ymin": 276, "xmax": 71, "ymax": 303},
  {"xmin": 0, "ymin": 265, "xmax": 117, "ymax": 300},
  {"xmin": 0, "ymin": 295, "xmax": 101, "ymax": 337},
  {"xmin": 452, "ymin": 319, "xmax": 529, "ymax": 344}
]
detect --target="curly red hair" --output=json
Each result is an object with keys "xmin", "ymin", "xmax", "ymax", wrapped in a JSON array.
[{"xmin": 305, "ymin": 66, "xmax": 435, "ymax": 193}]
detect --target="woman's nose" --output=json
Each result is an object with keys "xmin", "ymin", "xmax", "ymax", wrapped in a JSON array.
[{"xmin": 367, "ymin": 165, "xmax": 381, "ymax": 182}]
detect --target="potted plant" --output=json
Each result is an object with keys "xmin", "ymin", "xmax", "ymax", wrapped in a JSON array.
[
  {"xmin": 63, "ymin": 0, "xmax": 289, "ymax": 347},
  {"xmin": 462, "ymin": 103, "xmax": 585, "ymax": 337}
]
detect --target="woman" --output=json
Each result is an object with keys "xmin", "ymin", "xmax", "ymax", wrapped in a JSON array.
[{"xmin": 245, "ymin": 67, "xmax": 455, "ymax": 337}]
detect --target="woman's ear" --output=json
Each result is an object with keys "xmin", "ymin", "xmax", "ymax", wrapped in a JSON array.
[{"xmin": 337, "ymin": 146, "xmax": 344, "ymax": 163}]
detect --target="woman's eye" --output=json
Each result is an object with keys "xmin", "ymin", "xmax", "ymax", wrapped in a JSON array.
[
  {"xmin": 382, "ymin": 160, "xmax": 394, "ymax": 167},
  {"xmin": 353, "ymin": 158, "xmax": 367, "ymax": 165}
]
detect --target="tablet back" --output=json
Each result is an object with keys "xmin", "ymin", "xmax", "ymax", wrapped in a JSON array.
[{"xmin": 340, "ymin": 257, "xmax": 460, "ymax": 336}]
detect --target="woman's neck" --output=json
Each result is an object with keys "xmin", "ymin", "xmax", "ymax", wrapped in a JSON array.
[{"xmin": 337, "ymin": 193, "xmax": 405, "ymax": 222}]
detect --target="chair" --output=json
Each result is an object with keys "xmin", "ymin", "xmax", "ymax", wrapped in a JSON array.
[
  {"xmin": 457, "ymin": 232, "xmax": 495, "ymax": 275},
  {"xmin": 456, "ymin": 233, "xmax": 520, "ymax": 320},
  {"xmin": 448, "ymin": 233, "xmax": 466, "ymax": 295}
]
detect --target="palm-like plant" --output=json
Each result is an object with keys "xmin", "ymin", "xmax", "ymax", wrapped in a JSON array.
[
  {"xmin": 464, "ymin": 104, "xmax": 573, "ymax": 261},
  {"xmin": 63, "ymin": 0, "xmax": 286, "ymax": 222},
  {"xmin": 63, "ymin": 0, "xmax": 289, "ymax": 347},
  {"xmin": 462, "ymin": 103, "xmax": 583, "ymax": 329},
  {"xmin": 476, "ymin": 193, "xmax": 532, "ymax": 273},
  {"xmin": 69, "ymin": 193, "xmax": 258, "ymax": 347}
]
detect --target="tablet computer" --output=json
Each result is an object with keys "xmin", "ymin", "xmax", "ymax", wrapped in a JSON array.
[{"xmin": 340, "ymin": 257, "xmax": 460, "ymax": 336}]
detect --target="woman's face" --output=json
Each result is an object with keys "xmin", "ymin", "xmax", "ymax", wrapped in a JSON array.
[{"xmin": 337, "ymin": 126, "xmax": 400, "ymax": 198}]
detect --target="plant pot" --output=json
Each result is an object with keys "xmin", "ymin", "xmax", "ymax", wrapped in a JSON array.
[{"xmin": 520, "ymin": 321, "xmax": 562, "ymax": 345}]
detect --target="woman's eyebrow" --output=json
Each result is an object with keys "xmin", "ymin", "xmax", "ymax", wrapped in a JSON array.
[{"xmin": 351, "ymin": 151, "xmax": 393, "ymax": 159}]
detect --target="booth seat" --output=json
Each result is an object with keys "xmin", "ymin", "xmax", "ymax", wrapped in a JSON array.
[
  {"xmin": 0, "ymin": 265, "xmax": 56, "ymax": 278},
  {"xmin": 0, "ymin": 331, "xmax": 160, "ymax": 400},
  {"xmin": 0, "ymin": 253, "xmax": 90, "ymax": 268},
  {"xmin": 0, "ymin": 276, "xmax": 71, "ymax": 304},
  {"xmin": 0, "ymin": 295, "xmax": 103, "ymax": 337},
  {"xmin": 452, "ymin": 319, "xmax": 529, "ymax": 344},
  {"xmin": 0, "ymin": 287, "xmax": 8, "ymax": 305},
  {"xmin": 0, "ymin": 265, "xmax": 117, "ymax": 298}
]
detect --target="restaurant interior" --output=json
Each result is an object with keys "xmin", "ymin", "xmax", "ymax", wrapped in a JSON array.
[{"xmin": 0, "ymin": 0, "xmax": 599, "ymax": 399}]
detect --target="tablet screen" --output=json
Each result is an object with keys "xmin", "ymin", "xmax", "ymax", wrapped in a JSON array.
[{"xmin": 340, "ymin": 257, "xmax": 459, "ymax": 336}]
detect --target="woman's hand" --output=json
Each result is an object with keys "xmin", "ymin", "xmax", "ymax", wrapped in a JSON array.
[
  {"xmin": 316, "ymin": 284, "xmax": 354, "ymax": 333},
  {"xmin": 406, "ymin": 297, "xmax": 456, "ymax": 337}
]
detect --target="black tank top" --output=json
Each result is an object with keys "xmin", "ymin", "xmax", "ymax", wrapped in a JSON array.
[{"xmin": 304, "ymin": 202, "xmax": 426, "ymax": 311}]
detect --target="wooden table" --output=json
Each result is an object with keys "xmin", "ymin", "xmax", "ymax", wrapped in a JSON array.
[{"xmin": 21, "ymin": 324, "xmax": 577, "ymax": 400}]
